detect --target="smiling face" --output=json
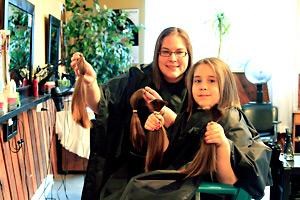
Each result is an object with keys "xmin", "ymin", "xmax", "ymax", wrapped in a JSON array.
[
  {"xmin": 158, "ymin": 34, "xmax": 189, "ymax": 83},
  {"xmin": 192, "ymin": 63, "xmax": 220, "ymax": 110}
]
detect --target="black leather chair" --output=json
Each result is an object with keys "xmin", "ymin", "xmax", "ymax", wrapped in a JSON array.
[
  {"xmin": 242, "ymin": 102, "xmax": 282, "ymax": 200},
  {"xmin": 242, "ymin": 102, "xmax": 280, "ymax": 144}
]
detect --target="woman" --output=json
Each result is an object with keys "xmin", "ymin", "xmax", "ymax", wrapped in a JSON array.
[{"xmin": 70, "ymin": 27, "xmax": 193, "ymax": 199}]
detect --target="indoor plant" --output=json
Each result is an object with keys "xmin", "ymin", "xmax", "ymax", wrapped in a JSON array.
[
  {"xmin": 64, "ymin": 0, "xmax": 137, "ymax": 83},
  {"xmin": 215, "ymin": 12, "xmax": 230, "ymax": 58}
]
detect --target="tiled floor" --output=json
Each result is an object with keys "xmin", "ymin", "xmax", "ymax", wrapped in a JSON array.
[
  {"xmin": 40, "ymin": 174, "xmax": 270, "ymax": 200},
  {"xmin": 44, "ymin": 174, "xmax": 85, "ymax": 200}
]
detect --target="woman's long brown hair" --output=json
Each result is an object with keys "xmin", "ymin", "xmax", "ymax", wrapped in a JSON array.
[
  {"xmin": 71, "ymin": 56, "xmax": 91, "ymax": 128},
  {"xmin": 130, "ymin": 88, "xmax": 167, "ymax": 172}
]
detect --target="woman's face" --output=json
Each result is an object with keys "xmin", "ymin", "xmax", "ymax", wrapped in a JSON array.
[
  {"xmin": 158, "ymin": 34, "xmax": 189, "ymax": 83},
  {"xmin": 192, "ymin": 63, "xmax": 220, "ymax": 110}
]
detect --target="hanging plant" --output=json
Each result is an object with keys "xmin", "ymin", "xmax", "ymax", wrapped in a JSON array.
[
  {"xmin": 64, "ymin": 0, "xmax": 138, "ymax": 83},
  {"xmin": 215, "ymin": 12, "xmax": 230, "ymax": 58}
]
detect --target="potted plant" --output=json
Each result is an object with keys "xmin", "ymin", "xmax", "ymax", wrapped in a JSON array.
[{"xmin": 64, "ymin": 0, "xmax": 138, "ymax": 83}]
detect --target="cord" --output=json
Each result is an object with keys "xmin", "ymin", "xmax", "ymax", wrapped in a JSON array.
[
  {"xmin": 7, "ymin": 117, "xmax": 24, "ymax": 153},
  {"xmin": 8, "ymin": 137, "xmax": 24, "ymax": 153},
  {"xmin": 0, "ymin": 180, "xmax": 3, "ymax": 199},
  {"xmin": 45, "ymin": 97, "xmax": 70, "ymax": 200}
]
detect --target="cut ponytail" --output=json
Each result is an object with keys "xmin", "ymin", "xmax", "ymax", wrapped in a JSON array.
[
  {"xmin": 71, "ymin": 56, "xmax": 91, "ymax": 128},
  {"xmin": 129, "ymin": 89, "xmax": 168, "ymax": 172}
]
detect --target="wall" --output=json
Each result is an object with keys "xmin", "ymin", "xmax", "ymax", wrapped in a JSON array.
[{"xmin": 27, "ymin": 0, "xmax": 64, "ymax": 70}]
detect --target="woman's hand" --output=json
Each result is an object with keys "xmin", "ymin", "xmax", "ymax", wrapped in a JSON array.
[
  {"xmin": 143, "ymin": 86, "xmax": 176, "ymax": 128},
  {"xmin": 204, "ymin": 122, "xmax": 229, "ymax": 148},
  {"xmin": 71, "ymin": 52, "xmax": 97, "ymax": 85},
  {"xmin": 143, "ymin": 86, "xmax": 162, "ymax": 104},
  {"xmin": 71, "ymin": 52, "xmax": 101, "ymax": 113},
  {"xmin": 144, "ymin": 112, "xmax": 164, "ymax": 131}
]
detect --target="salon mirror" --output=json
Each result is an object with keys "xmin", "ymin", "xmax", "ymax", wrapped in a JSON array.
[
  {"xmin": 2, "ymin": 0, "xmax": 34, "ymax": 88},
  {"xmin": 46, "ymin": 14, "xmax": 60, "ymax": 80}
]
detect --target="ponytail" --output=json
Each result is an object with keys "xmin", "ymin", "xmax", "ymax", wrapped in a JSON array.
[{"xmin": 71, "ymin": 56, "xmax": 91, "ymax": 128}]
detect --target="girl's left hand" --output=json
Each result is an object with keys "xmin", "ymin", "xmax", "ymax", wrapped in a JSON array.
[{"xmin": 204, "ymin": 122, "xmax": 228, "ymax": 148}]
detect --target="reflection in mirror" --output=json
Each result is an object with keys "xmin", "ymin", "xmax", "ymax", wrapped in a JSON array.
[
  {"xmin": 5, "ymin": 0, "xmax": 34, "ymax": 88},
  {"xmin": 47, "ymin": 14, "xmax": 60, "ymax": 80}
]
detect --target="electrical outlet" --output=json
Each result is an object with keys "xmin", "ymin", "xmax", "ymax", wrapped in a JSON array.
[
  {"xmin": 36, "ymin": 103, "xmax": 42, "ymax": 112},
  {"xmin": 3, "ymin": 116, "xmax": 18, "ymax": 142}
]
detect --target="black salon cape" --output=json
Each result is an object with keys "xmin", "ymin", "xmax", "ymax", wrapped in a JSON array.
[
  {"xmin": 81, "ymin": 63, "xmax": 187, "ymax": 200},
  {"xmin": 162, "ymin": 107, "xmax": 273, "ymax": 199}
]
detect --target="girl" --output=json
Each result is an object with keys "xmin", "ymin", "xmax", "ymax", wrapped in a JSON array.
[{"xmin": 144, "ymin": 57, "xmax": 272, "ymax": 199}]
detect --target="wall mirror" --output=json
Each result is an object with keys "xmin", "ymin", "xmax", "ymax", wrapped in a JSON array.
[
  {"xmin": 2, "ymin": 0, "xmax": 34, "ymax": 88},
  {"xmin": 46, "ymin": 14, "xmax": 60, "ymax": 80}
]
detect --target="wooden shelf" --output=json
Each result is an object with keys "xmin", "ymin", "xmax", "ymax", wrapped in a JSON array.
[{"xmin": 0, "ymin": 94, "xmax": 51, "ymax": 124}]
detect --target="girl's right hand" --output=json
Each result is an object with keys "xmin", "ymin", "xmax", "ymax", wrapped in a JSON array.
[
  {"xmin": 71, "ymin": 52, "xmax": 97, "ymax": 85},
  {"xmin": 144, "ymin": 113, "xmax": 164, "ymax": 131}
]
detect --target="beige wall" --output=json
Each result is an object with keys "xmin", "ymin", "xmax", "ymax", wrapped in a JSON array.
[{"xmin": 28, "ymin": 0, "xmax": 64, "ymax": 70}]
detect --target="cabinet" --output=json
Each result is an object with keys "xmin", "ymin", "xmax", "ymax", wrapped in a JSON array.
[
  {"xmin": 293, "ymin": 111, "xmax": 300, "ymax": 153},
  {"xmin": 0, "ymin": 98, "xmax": 57, "ymax": 200}
]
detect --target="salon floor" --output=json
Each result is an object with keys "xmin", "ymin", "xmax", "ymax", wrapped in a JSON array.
[
  {"xmin": 44, "ymin": 174, "xmax": 85, "ymax": 200},
  {"xmin": 42, "ymin": 174, "xmax": 271, "ymax": 200}
]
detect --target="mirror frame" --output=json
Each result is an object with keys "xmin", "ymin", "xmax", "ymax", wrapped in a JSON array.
[
  {"xmin": 2, "ymin": 0, "xmax": 34, "ymax": 87},
  {"xmin": 0, "ymin": 0, "xmax": 4, "ymax": 29},
  {"xmin": 46, "ymin": 14, "xmax": 60, "ymax": 80}
]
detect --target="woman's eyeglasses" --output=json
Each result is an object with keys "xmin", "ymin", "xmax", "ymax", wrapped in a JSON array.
[{"xmin": 159, "ymin": 50, "xmax": 188, "ymax": 58}]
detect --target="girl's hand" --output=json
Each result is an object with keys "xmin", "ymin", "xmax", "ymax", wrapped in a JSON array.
[
  {"xmin": 71, "ymin": 52, "xmax": 97, "ymax": 85},
  {"xmin": 143, "ymin": 86, "xmax": 162, "ymax": 104},
  {"xmin": 204, "ymin": 122, "xmax": 229, "ymax": 148},
  {"xmin": 144, "ymin": 112, "xmax": 164, "ymax": 131}
]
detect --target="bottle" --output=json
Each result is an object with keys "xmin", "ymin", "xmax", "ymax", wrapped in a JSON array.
[
  {"xmin": 33, "ymin": 75, "xmax": 39, "ymax": 97},
  {"xmin": 7, "ymin": 80, "xmax": 18, "ymax": 111},
  {"xmin": 284, "ymin": 128, "xmax": 294, "ymax": 161},
  {"xmin": 0, "ymin": 81, "xmax": 5, "ymax": 116}
]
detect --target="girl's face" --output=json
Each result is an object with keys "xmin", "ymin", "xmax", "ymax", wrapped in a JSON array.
[
  {"xmin": 192, "ymin": 63, "xmax": 220, "ymax": 110},
  {"xmin": 158, "ymin": 34, "xmax": 189, "ymax": 83}
]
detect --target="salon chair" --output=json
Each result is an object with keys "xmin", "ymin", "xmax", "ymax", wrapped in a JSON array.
[
  {"xmin": 242, "ymin": 102, "xmax": 282, "ymax": 200},
  {"xmin": 242, "ymin": 102, "xmax": 280, "ymax": 145}
]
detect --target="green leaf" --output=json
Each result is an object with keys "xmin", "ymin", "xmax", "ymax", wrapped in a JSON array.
[{"xmin": 64, "ymin": 0, "xmax": 140, "ymax": 83}]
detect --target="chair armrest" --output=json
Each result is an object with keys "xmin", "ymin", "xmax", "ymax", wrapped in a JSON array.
[
  {"xmin": 272, "ymin": 120, "xmax": 281, "ymax": 125},
  {"xmin": 198, "ymin": 182, "xmax": 237, "ymax": 195},
  {"xmin": 197, "ymin": 182, "xmax": 251, "ymax": 200}
]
